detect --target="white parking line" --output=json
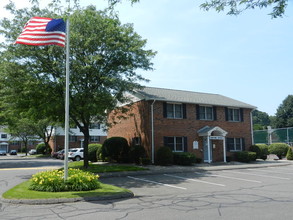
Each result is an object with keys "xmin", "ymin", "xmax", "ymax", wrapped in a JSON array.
[
  {"xmin": 222, "ymin": 170, "xmax": 290, "ymax": 180},
  {"xmin": 164, "ymin": 174, "xmax": 225, "ymax": 187},
  {"xmin": 268, "ymin": 167, "xmax": 293, "ymax": 172},
  {"xmin": 247, "ymin": 168, "xmax": 293, "ymax": 175},
  {"xmin": 194, "ymin": 172, "xmax": 262, "ymax": 183},
  {"xmin": 0, "ymin": 167, "xmax": 60, "ymax": 171},
  {"xmin": 127, "ymin": 176, "xmax": 187, "ymax": 190}
]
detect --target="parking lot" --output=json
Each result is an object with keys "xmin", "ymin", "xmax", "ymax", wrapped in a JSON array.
[
  {"xmin": 99, "ymin": 164, "xmax": 293, "ymax": 219},
  {"xmin": 102, "ymin": 164, "xmax": 293, "ymax": 191},
  {"xmin": 1, "ymin": 161, "xmax": 293, "ymax": 220}
]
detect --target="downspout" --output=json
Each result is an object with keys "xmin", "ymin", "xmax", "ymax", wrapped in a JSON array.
[
  {"xmin": 151, "ymin": 100, "xmax": 156, "ymax": 164},
  {"xmin": 250, "ymin": 109, "xmax": 256, "ymax": 146}
]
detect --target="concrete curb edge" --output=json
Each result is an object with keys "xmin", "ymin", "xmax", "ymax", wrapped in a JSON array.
[{"xmin": 1, "ymin": 191, "xmax": 134, "ymax": 205}]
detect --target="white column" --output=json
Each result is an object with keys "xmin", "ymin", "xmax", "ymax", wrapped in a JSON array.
[
  {"xmin": 223, "ymin": 138, "xmax": 226, "ymax": 163},
  {"xmin": 207, "ymin": 135, "xmax": 211, "ymax": 163}
]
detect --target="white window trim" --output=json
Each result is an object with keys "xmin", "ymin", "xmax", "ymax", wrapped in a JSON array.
[
  {"xmin": 166, "ymin": 103, "xmax": 183, "ymax": 119},
  {"xmin": 172, "ymin": 136, "xmax": 184, "ymax": 152},
  {"xmin": 229, "ymin": 138, "xmax": 243, "ymax": 152},
  {"xmin": 228, "ymin": 108, "xmax": 241, "ymax": 122},
  {"xmin": 199, "ymin": 105, "xmax": 214, "ymax": 121},
  {"xmin": 90, "ymin": 136, "xmax": 100, "ymax": 142}
]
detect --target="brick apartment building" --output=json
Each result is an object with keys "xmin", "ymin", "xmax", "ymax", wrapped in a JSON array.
[
  {"xmin": 0, "ymin": 126, "xmax": 41, "ymax": 153},
  {"xmin": 49, "ymin": 124, "xmax": 107, "ymax": 152},
  {"xmin": 108, "ymin": 87, "xmax": 256, "ymax": 163}
]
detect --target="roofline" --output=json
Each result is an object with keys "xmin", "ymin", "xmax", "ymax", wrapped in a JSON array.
[
  {"xmin": 132, "ymin": 87, "xmax": 257, "ymax": 109},
  {"xmin": 139, "ymin": 97, "xmax": 256, "ymax": 110}
]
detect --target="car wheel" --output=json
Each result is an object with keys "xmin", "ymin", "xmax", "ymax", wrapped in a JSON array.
[{"xmin": 75, "ymin": 156, "xmax": 81, "ymax": 161}]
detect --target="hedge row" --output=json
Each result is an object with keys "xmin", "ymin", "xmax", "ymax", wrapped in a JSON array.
[
  {"xmin": 250, "ymin": 143, "xmax": 291, "ymax": 160},
  {"xmin": 155, "ymin": 147, "xmax": 198, "ymax": 166},
  {"xmin": 235, "ymin": 151, "xmax": 257, "ymax": 163},
  {"xmin": 97, "ymin": 137, "xmax": 199, "ymax": 166},
  {"xmin": 98, "ymin": 137, "xmax": 148, "ymax": 164}
]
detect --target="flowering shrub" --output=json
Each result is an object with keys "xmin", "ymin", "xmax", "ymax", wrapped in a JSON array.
[{"xmin": 29, "ymin": 169, "xmax": 100, "ymax": 192}]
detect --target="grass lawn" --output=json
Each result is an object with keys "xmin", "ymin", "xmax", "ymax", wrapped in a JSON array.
[
  {"xmin": 67, "ymin": 161, "xmax": 148, "ymax": 173},
  {"xmin": 2, "ymin": 162, "xmax": 145, "ymax": 201},
  {"xmin": 2, "ymin": 180, "xmax": 131, "ymax": 200}
]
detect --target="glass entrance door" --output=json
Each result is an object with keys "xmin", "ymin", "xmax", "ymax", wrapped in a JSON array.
[{"xmin": 203, "ymin": 137, "xmax": 212, "ymax": 162}]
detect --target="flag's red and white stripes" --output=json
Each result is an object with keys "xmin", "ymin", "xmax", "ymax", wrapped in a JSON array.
[{"xmin": 15, "ymin": 17, "xmax": 66, "ymax": 47}]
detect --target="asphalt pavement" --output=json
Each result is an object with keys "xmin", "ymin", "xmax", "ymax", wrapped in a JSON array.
[{"xmin": 1, "ymin": 158, "xmax": 292, "ymax": 205}]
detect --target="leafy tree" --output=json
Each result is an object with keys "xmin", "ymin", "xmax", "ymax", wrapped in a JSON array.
[
  {"xmin": 252, "ymin": 110, "xmax": 271, "ymax": 130},
  {"xmin": 274, "ymin": 95, "xmax": 293, "ymax": 128},
  {"xmin": 5, "ymin": 118, "xmax": 37, "ymax": 156},
  {"xmin": 200, "ymin": 0, "xmax": 288, "ymax": 18},
  {"xmin": 107, "ymin": 0, "xmax": 288, "ymax": 18},
  {"xmin": 0, "ymin": 2, "xmax": 155, "ymax": 168},
  {"xmin": 0, "ymin": 60, "xmax": 58, "ymax": 152}
]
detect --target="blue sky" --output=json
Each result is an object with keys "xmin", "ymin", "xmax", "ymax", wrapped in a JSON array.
[{"xmin": 1, "ymin": 0, "xmax": 293, "ymax": 115}]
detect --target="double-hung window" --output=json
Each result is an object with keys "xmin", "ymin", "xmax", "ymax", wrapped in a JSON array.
[
  {"xmin": 164, "ymin": 136, "xmax": 186, "ymax": 152},
  {"xmin": 90, "ymin": 136, "xmax": 100, "ymax": 142},
  {"xmin": 227, "ymin": 138, "xmax": 244, "ymax": 151},
  {"xmin": 166, "ymin": 103, "xmax": 183, "ymax": 119},
  {"xmin": 69, "ymin": 135, "xmax": 77, "ymax": 142},
  {"xmin": 227, "ymin": 108, "xmax": 241, "ymax": 122},
  {"xmin": 199, "ymin": 106, "xmax": 213, "ymax": 120}
]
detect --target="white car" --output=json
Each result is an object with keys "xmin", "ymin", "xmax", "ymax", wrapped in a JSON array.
[
  {"xmin": 29, "ymin": 149, "xmax": 37, "ymax": 155},
  {"xmin": 68, "ymin": 148, "xmax": 84, "ymax": 161}
]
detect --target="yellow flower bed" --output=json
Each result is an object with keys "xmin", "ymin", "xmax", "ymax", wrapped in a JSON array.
[{"xmin": 29, "ymin": 169, "xmax": 100, "ymax": 192}]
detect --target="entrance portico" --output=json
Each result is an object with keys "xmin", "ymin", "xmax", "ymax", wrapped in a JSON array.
[{"xmin": 198, "ymin": 126, "xmax": 228, "ymax": 163}]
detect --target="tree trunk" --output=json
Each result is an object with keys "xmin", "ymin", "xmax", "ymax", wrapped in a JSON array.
[{"xmin": 82, "ymin": 127, "xmax": 90, "ymax": 169}]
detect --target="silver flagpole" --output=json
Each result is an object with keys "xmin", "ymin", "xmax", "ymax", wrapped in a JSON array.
[{"xmin": 64, "ymin": 0, "xmax": 71, "ymax": 180}]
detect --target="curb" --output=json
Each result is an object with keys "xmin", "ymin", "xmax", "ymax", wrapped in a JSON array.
[{"xmin": 1, "ymin": 191, "xmax": 134, "ymax": 205}]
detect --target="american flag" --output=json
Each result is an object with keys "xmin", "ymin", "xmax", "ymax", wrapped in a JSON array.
[{"xmin": 15, "ymin": 17, "xmax": 66, "ymax": 47}]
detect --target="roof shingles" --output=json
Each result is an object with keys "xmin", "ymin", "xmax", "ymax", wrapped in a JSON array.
[{"xmin": 133, "ymin": 87, "xmax": 256, "ymax": 109}]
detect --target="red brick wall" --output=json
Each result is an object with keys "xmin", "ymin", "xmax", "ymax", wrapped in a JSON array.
[
  {"xmin": 49, "ymin": 135, "xmax": 107, "ymax": 152},
  {"xmin": 108, "ymin": 100, "xmax": 254, "ymax": 162}
]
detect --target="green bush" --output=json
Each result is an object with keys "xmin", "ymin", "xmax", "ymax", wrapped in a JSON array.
[
  {"xmin": 195, "ymin": 158, "xmax": 202, "ymax": 163},
  {"xmin": 29, "ymin": 169, "xmax": 100, "ymax": 192},
  {"xmin": 235, "ymin": 151, "xmax": 257, "ymax": 163},
  {"xmin": 286, "ymin": 147, "xmax": 293, "ymax": 160},
  {"xmin": 173, "ymin": 152, "xmax": 196, "ymax": 166},
  {"xmin": 102, "ymin": 137, "xmax": 129, "ymax": 162},
  {"xmin": 141, "ymin": 157, "xmax": 151, "ymax": 165},
  {"xmin": 36, "ymin": 143, "xmax": 51, "ymax": 154},
  {"xmin": 88, "ymin": 144, "xmax": 101, "ymax": 162},
  {"xmin": 250, "ymin": 144, "xmax": 269, "ymax": 160},
  {"xmin": 96, "ymin": 144, "xmax": 103, "ymax": 161},
  {"xmin": 155, "ymin": 147, "xmax": 173, "ymax": 165},
  {"xmin": 129, "ymin": 145, "xmax": 146, "ymax": 164},
  {"xmin": 268, "ymin": 143, "xmax": 289, "ymax": 159}
]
